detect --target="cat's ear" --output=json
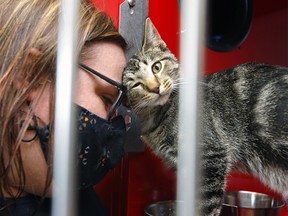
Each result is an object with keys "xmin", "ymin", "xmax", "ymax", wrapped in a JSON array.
[{"xmin": 142, "ymin": 17, "xmax": 167, "ymax": 51}]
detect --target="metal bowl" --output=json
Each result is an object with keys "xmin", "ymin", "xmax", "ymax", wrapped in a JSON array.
[
  {"xmin": 144, "ymin": 191, "xmax": 284, "ymax": 216},
  {"xmin": 144, "ymin": 200, "xmax": 180, "ymax": 216},
  {"xmin": 221, "ymin": 191, "xmax": 284, "ymax": 216}
]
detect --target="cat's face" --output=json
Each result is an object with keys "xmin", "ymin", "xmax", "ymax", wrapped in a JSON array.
[{"xmin": 123, "ymin": 18, "xmax": 179, "ymax": 111}]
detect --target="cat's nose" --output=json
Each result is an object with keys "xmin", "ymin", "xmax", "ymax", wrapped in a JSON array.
[
  {"xmin": 146, "ymin": 78, "xmax": 160, "ymax": 94},
  {"xmin": 152, "ymin": 86, "xmax": 160, "ymax": 94}
]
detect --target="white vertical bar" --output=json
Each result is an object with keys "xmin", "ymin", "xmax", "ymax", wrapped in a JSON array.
[
  {"xmin": 177, "ymin": 0, "xmax": 205, "ymax": 215},
  {"xmin": 52, "ymin": 0, "xmax": 79, "ymax": 216}
]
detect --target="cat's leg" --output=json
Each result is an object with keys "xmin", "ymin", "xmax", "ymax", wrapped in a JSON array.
[
  {"xmin": 199, "ymin": 142, "xmax": 228, "ymax": 216},
  {"xmin": 144, "ymin": 122, "xmax": 178, "ymax": 169},
  {"xmin": 199, "ymin": 170, "xmax": 226, "ymax": 215}
]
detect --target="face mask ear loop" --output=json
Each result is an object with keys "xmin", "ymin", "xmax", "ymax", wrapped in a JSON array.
[
  {"xmin": 20, "ymin": 115, "xmax": 39, "ymax": 143},
  {"xmin": 19, "ymin": 110, "xmax": 50, "ymax": 160}
]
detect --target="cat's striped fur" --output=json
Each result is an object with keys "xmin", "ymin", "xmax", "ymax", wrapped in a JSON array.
[{"xmin": 122, "ymin": 17, "xmax": 288, "ymax": 215}]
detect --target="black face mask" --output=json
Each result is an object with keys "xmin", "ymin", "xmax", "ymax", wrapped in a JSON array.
[
  {"xmin": 76, "ymin": 105, "xmax": 127, "ymax": 189},
  {"xmin": 32, "ymin": 104, "xmax": 127, "ymax": 189}
]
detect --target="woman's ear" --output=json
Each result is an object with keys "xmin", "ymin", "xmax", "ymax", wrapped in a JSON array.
[
  {"xmin": 13, "ymin": 48, "xmax": 42, "ymax": 101},
  {"xmin": 25, "ymin": 48, "xmax": 42, "ymax": 65}
]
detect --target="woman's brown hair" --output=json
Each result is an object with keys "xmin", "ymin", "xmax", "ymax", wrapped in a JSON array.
[{"xmin": 0, "ymin": 0, "xmax": 126, "ymax": 199}]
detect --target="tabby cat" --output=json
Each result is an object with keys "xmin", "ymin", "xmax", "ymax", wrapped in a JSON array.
[{"xmin": 122, "ymin": 17, "xmax": 288, "ymax": 215}]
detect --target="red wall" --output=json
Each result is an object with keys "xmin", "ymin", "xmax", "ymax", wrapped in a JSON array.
[{"xmin": 92, "ymin": 0, "xmax": 288, "ymax": 215}]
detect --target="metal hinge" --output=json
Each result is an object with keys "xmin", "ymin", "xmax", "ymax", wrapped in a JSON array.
[{"xmin": 119, "ymin": 0, "xmax": 149, "ymax": 60}]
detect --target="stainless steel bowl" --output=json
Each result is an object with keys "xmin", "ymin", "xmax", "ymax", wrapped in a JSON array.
[
  {"xmin": 221, "ymin": 190, "xmax": 284, "ymax": 216},
  {"xmin": 144, "ymin": 200, "xmax": 180, "ymax": 216},
  {"xmin": 144, "ymin": 191, "xmax": 284, "ymax": 216}
]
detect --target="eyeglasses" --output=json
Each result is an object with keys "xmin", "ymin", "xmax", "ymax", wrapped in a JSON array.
[{"xmin": 79, "ymin": 63, "xmax": 127, "ymax": 121}]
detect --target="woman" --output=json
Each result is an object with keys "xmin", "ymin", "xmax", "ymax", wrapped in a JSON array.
[{"xmin": 0, "ymin": 0, "xmax": 127, "ymax": 215}]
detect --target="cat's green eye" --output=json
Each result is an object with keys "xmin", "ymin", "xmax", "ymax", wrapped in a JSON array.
[{"xmin": 152, "ymin": 62, "xmax": 162, "ymax": 74}]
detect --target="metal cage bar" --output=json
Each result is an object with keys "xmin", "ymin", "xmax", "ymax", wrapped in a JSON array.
[
  {"xmin": 177, "ymin": 0, "xmax": 206, "ymax": 215},
  {"xmin": 52, "ymin": 0, "xmax": 79, "ymax": 216}
]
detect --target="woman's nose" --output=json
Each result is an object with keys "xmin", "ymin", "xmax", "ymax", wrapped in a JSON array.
[{"xmin": 93, "ymin": 104, "xmax": 108, "ymax": 120}]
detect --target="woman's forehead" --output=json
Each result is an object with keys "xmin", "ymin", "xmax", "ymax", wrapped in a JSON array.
[{"xmin": 84, "ymin": 41, "xmax": 126, "ymax": 83}]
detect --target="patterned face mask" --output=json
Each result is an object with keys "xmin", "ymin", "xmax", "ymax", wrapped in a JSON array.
[
  {"xmin": 29, "ymin": 104, "xmax": 127, "ymax": 189},
  {"xmin": 76, "ymin": 105, "xmax": 127, "ymax": 189}
]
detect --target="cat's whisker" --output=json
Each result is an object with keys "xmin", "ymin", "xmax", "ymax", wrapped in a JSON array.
[
  {"xmin": 173, "ymin": 81, "xmax": 187, "ymax": 87},
  {"xmin": 172, "ymin": 80, "xmax": 188, "ymax": 90},
  {"xmin": 174, "ymin": 77, "xmax": 185, "ymax": 83}
]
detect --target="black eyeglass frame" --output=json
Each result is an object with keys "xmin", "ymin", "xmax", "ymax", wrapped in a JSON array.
[{"xmin": 79, "ymin": 63, "xmax": 127, "ymax": 121}]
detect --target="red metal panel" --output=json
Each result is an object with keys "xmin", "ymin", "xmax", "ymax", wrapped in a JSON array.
[
  {"xmin": 91, "ymin": 0, "xmax": 124, "ymax": 28},
  {"xmin": 148, "ymin": 0, "xmax": 180, "ymax": 59}
]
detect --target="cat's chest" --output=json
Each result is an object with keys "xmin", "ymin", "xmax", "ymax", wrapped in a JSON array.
[{"xmin": 141, "ymin": 115, "xmax": 157, "ymax": 134}]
